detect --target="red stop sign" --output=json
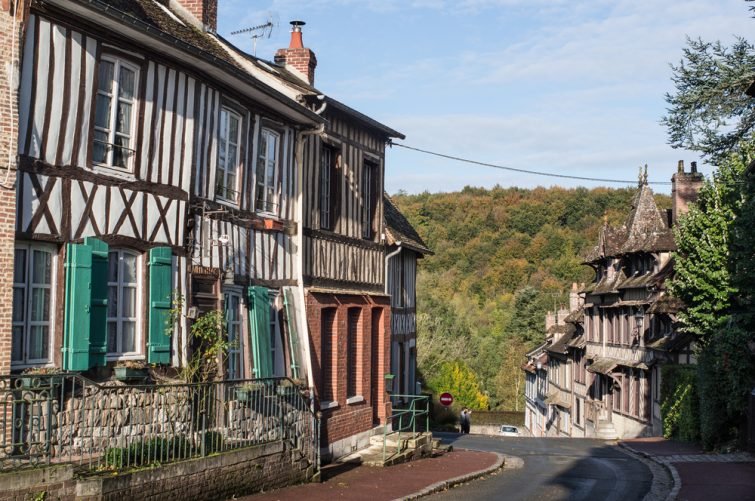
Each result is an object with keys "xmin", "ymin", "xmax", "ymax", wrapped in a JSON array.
[{"xmin": 439, "ymin": 392, "xmax": 454, "ymax": 406}]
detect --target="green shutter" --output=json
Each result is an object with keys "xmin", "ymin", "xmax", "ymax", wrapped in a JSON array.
[
  {"xmin": 282, "ymin": 287, "xmax": 301, "ymax": 380},
  {"xmin": 85, "ymin": 237, "xmax": 108, "ymax": 367},
  {"xmin": 62, "ymin": 243, "xmax": 92, "ymax": 371},
  {"xmin": 148, "ymin": 247, "xmax": 173, "ymax": 365},
  {"xmin": 248, "ymin": 286, "xmax": 272, "ymax": 378}
]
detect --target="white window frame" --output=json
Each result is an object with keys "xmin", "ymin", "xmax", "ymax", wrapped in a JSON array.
[
  {"xmin": 106, "ymin": 249, "xmax": 142, "ymax": 359},
  {"xmin": 255, "ymin": 127, "xmax": 280, "ymax": 214},
  {"xmin": 12, "ymin": 244, "xmax": 56, "ymax": 368},
  {"xmin": 93, "ymin": 56, "xmax": 139, "ymax": 173},
  {"xmin": 215, "ymin": 108, "xmax": 242, "ymax": 205},
  {"xmin": 224, "ymin": 289, "xmax": 244, "ymax": 379}
]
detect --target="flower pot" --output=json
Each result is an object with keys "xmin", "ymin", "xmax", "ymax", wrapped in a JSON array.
[{"xmin": 114, "ymin": 367, "xmax": 148, "ymax": 382}]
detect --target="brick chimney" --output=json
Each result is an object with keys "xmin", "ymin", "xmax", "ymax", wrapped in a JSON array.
[
  {"xmin": 175, "ymin": 0, "xmax": 217, "ymax": 32},
  {"xmin": 275, "ymin": 21, "xmax": 317, "ymax": 86},
  {"xmin": 671, "ymin": 160, "xmax": 704, "ymax": 224}
]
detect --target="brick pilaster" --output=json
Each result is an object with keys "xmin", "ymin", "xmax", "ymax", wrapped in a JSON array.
[{"xmin": 0, "ymin": 0, "xmax": 23, "ymax": 376}]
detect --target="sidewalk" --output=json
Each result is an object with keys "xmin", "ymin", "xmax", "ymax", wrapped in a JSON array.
[
  {"xmin": 620, "ymin": 437, "xmax": 755, "ymax": 501},
  {"xmin": 238, "ymin": 449, "xmax": 504, "ymax": 501}
]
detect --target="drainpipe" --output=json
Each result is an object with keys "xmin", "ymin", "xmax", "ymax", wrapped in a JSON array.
[
  {"xmin": 384, "ymin": 242, "xmax": 402, "ymax": 397},
  {"xmin": 294, "ymin": 123, "xmax": 323, "ymax": 474},
  {"xmin": 385, "ymin": 243, "xmax": 402, "ymax": 294},
  {"xmin": 294, "ymin": 124, "xmax": 323, "ymax": 391}
]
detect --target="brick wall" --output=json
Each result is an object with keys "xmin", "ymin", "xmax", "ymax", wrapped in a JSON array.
[
  {"xmin": 0, "ymin": 0, "xmax": 23, "ymax": 376},
  {"xmin": 175, "ymin": 0, "xmax": 217, "ymax": 32},
  {"xmin": 306, "ymin": 291, "xmax": 391, "ymax": 447}
]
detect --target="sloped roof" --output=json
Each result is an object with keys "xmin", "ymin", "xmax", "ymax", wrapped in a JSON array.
[
  {"xmin": 216, "ymin": 37, "xmax": 405, "ymax": 139},
  {"xmin": 583, "ymin": 182, "xmax": 675, "ymax": 263},
  {"xmin": 96, "ymin": 0, "xmax": 239, "ymax": 68},
  {"xmin": 383, "ymin": 194, "xmax": 432, "ymax": 255}
]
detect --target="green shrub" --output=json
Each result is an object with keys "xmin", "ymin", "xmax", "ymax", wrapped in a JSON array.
[{"xmin": 660, "ymin": 365, "xmax": 699, "ymax": 441}]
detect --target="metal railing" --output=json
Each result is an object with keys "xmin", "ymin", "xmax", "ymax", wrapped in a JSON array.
[
  {"xmin": 382, "ymin": 394, "xmax": 430, "ymax": 463},
  {"xmin": 0, "ymin": 374, "xmax": 318, "ymax": 473}
]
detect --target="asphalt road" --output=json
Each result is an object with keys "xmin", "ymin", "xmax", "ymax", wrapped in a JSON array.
[{"xmin": 429, "ymin": 433, "xmax": 653, "ymax": 501}]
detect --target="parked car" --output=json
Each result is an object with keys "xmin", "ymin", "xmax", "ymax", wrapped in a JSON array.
[{"xmin": 500, "ymin": 425, "xmax": 520, "ymax": 437}]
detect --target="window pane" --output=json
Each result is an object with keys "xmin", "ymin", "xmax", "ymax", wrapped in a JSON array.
[
  {"xmin": 119, "ymin": 67, "xmax": 135, "ymax": 100},
  {"xmin": 267, "ymin": 134, "xmax": 277, "ymax": 158},
  {"xmin": 229, "ymin": 115, "xmax": 239, "ymax": 140},
  {"xmin": 123, "ymin": 286, "xmax": 136, "ymax": 317},
  {"xmin": 12, "ymin": 287, "xmax": 25, "ymax": 322},
  {"xmin": 97, "ymin": 61, "xmax": 114, "ymax": 93},
  {"xmin": 94, "ymin": 94, "xmax": 112, "ymax": 130},
  {"xmin": 108, "ymin": 252, "xmax": 118, "ymax": 281},
  {"xmin": 29, "ymin": 325, "xmax": 48, "ymax": 360},
  {"xmin": 12, "ymin": 326, "xmax": 24, "ymax": 362},
  {"xmin": 107, "ymin": 321, "xmax": 117, "ymax": 352},
  {"xmin": 93, "ymin": 130, "xmax": 109, "ymax": 164},
  {"xmin": 30, "ymin": 288, "xmax": 50, "ymax": 321},
  {"xmin": 228, "ymin": 144, "xmax": 237, "ymax": 169},
  {"xmin": 13, "ymin": 249, "xmax": 26, "ymax": 283},
  {"xmin": 32, "ymin": 250, "xmax": 51, "ymax": 284},
  {"xmin": 122, "ymin": 253, "xmax": 137, "ymax": 283},
  {"xmin": 116, "ymin": 101, "xmax": 132, "ymax": 134},
  {"xmin": 122, "ymin": 321, "xmax": 135, "ymax": 353},
  {"xmin": 113, "ymin": 135, "xmax": 130, "ymax": 168},
  {"xmin": 219, "ymin": 110, "xmax": 228, "ymax": 141},
  {"xmin": 108, "ymin": 285, "xmax": 118, "ymax": 316}
]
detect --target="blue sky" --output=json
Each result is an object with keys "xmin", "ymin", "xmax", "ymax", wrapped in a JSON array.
[{"xmin": 217, "ymin": 0, "xmax": 754, "ymax": 195}]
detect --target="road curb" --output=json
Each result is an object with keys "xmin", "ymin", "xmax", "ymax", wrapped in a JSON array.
[
  {"xmin": 398, "ymin": 452, "xmax": 514, "ymax": 500},
  {"xmin": 618, "ymin": 442, "xmax": 680, "ymax": 501}
]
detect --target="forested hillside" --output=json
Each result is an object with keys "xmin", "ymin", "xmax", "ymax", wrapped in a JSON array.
[{"xmin": 392, "ymin": 185, "xmax": 671, "ymax": 411}]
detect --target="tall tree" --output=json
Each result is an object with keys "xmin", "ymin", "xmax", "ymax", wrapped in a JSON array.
[
  {"xmin": 668, "ymin": 149, "xmax": 746, "ymax": 340},
  {"xmin": 662, "ymin": 37, "xmax": 755, "ymax": 162}
]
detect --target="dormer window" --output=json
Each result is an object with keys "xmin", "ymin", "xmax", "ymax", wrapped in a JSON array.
[{"xmin": 93, "ymin": 57, "xmax": 138, "ymax": 171}]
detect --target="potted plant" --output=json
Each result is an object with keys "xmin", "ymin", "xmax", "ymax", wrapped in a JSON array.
[
  {"xmin": 113, "ymin": 361, "xmax": 149, "ymax": 382},
  {"xmin": 234, "ymin": 382, "xmax": 266, "ymax": 403}
]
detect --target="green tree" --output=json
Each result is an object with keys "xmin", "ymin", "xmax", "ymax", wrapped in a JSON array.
[
  {"xmin": 662, "ymin": 35, "xmax": 755, "ymax": 162},
  {"xmin": 429, "ymin": 361, "xmax": 489, "ymax": 411}
]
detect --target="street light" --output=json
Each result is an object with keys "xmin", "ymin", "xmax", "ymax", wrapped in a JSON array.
[{"xmin": 633, "ymin": 306, "xmax": 645, "ymax": 346}]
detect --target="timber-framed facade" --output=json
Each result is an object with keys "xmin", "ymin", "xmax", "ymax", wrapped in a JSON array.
[{"xmin": 10, "ymin": 0, "xmax": 322, "ymax": 382}]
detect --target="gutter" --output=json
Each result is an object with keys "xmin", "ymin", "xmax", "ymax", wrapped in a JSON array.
[{"xmin": 385, "ymin": 242, "xmax": 402, "ymax": 295}]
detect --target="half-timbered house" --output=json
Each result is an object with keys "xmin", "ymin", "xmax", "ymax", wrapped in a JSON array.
[
  {"xmin": 10, "ymin": 0, "xmax": 322, "ymax": 380},
  {"xmin": 384, "ymin": 194, "xmax": 431, "ymax": 400},
  {"xmin": 215, "ymin": 23, "xmax": 406, "ymax": 460},
  {"xmin": 578, "ymin": 163, "xmax": 701, "ymax": 438}
]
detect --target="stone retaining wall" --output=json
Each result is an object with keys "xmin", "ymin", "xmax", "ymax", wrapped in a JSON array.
[{"xmin": 0, "ymin": 441, "xmax": 312, "ymax": 501}]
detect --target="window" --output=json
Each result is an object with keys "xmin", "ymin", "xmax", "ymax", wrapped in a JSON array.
[
  {"xmin": 216, "ymin": 108, "xmax": 242, "ymax": 204},
  {"xmin": 320, "ymin": 145, "xmax": 339, "ymax": 230},
  {"xmin": 12, "ymin": 245, "xmax": 54, "ymax": 365},
  {"xmin": 225, "ymin": 291, "xmax": 243, "ymax": 379},
  {"xmin": 361, "ymin": 160, "xmax": 378, "ymax": 239},
  {"xmin": 575, "ymin": 398, "xmax": 581, "ymax": 425},
  {"xmin": 107, "ymin": 250, "xmax": 140, "ymax": 357},
  {"xmin": 93, "ymin": 58, "xmax": 138, "ymax": 170},
  {"xmin": 256, "ymin": 128, "xmax": 279, "ymax": 213}
]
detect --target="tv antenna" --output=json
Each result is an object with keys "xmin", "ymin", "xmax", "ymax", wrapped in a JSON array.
[{"xmin": 230, "ymin": 15, "xmax": 278, "ymax": 56}]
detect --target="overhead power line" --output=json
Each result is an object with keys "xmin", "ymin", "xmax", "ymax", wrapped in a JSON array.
[{"xmin": 390, "ymin": 142, "xmax": 673, "ymax": 186}]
